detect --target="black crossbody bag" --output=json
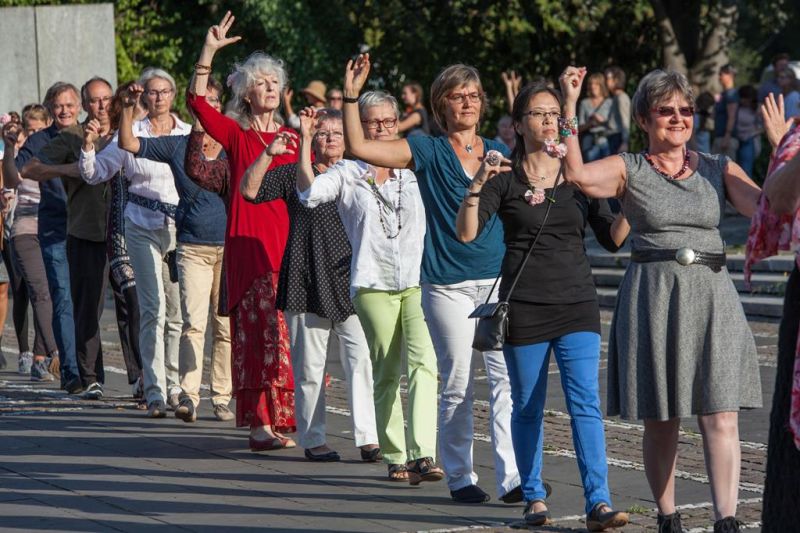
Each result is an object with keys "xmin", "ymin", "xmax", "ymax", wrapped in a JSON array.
[{"xmin": 469, "ymin": 165, "xmax": 563, "ymax": 351}]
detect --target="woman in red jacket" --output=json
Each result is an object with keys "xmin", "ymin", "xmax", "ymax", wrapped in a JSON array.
[{"xmin": 187, "ymin": 11, "xmax": 299, "ymax": 451}]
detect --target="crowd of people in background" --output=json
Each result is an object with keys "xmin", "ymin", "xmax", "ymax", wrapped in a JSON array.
[{"xmin": 0, "ymin": 10, "xmax": 798, "ymax": 533}]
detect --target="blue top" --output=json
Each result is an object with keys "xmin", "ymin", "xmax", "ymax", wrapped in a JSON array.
[
  {"xmin": 137, "ymin": 135, "xmax": 227, "ymax": 245},
  {"xmin": 406, "ymin": 135, "xmax": 508, "ymax": 285},
  {"xmin": 713, "ymin": 88, "xmax": 739, "ymax": 139},
  {"xmin": 15, "ymin": 124, "xmax": 67, "ymax": 245}
]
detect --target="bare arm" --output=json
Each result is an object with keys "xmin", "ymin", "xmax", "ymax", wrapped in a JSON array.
[
  {"xmin": 559, "ymin": 66, "xmax": 626, "ymax": 198},
  {"xmin": 118, "ymin": 84, "xmax": 143, "ymax": 154},
  {"xmin": 609, "ymin": 213, "xmax": 630, "ymax": 248},
  {"xmin": 2, "ymin": 125, "xmax": 22, "ymax": 188},
  {"xmin": 296, "ymin": 108, "xmax": 317, "ymax": 192},
  {"xmin": 455, "ymin": 155, "xmax": 512, "ymax": 242},
  {"xmin": 191, "ymin": 11, "xmax": 241, "ymax": 97},
  {"xmin": 240, "ymin": 131, "xmax": 295, "ymax": 200},
  {"xmin": 342, "ymin": 54, "xmax": 414, "ymax": 169},
  {"xmin": 397, "ymin": 110, "xmax": 422, "ymax": 133},
  {"xmin": 21, "ymin": 158, "xmax": 80, "ymax": 180},
  {"xmin": 764, "ymin": 152, "xmax": 800, "ymax": 215},
  {"xmin": 724, "ymin": 159, "xmax": 761, "ymax": 218}
]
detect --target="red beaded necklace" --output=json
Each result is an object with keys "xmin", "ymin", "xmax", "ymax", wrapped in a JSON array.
[{"xmin": 643, "ymin": 149, "xmax": 691, "ymax": 180}]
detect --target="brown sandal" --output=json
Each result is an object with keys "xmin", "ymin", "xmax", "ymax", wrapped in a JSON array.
[{"xmin": 388, "ymin": 464, "xmax": 408, "ymax": 481}]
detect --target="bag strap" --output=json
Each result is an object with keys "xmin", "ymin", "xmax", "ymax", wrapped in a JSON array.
[{"xmin": 481, "ymin": 163, "xmax": 564, "ymax": 306}]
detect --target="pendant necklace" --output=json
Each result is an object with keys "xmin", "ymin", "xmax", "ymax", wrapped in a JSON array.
[{"xmin": 367, "ymin": 171, "xmax": 403, "ymax": 239}]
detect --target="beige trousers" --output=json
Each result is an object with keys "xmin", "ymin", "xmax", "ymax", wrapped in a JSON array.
[{"xmin": 176, "ymin": 243, "xmax": 231, "ymax": 407}]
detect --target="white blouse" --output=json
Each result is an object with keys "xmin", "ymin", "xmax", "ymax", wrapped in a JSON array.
[
  {"xmin": 79, "ymin": 116, "xmax": 190, "ymax": 230},
  {"xmin": 297, "ymin": 159, "xmax": 426, "ymax": 297}
]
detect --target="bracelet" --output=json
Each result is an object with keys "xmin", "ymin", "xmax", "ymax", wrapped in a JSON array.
[
  {"xmin": 464, "ymin": 191, "xmax": 481, "ymax": 199},
  {"xmin": 194, "ymin": 63, "xmax": 212, "ymax": 74},
  {"xmin": 558, "ymin": 116, "xmax": 578, "ymax": 138},
  {"xmin": 462, "ymin": 200, "xmax": 479, "ymax": 208},
  {"xmin": 343, "ymin": 95, "xmax": 359, "ymax": 104}
]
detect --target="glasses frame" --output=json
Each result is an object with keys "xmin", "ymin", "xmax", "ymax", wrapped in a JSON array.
[
  {"xmin": 522, "ymin": 110, "xmax": 561, "ymax": 121},
  {"xmin": 651, "ymin": 105, "xmax": 695, "ymax": 118},
  {"xmin": 360, "ymin": 118, "xmax": 398, "ymax": 129},
  {"xmin": 446, "ymin": 92, "xmax": 483, "ymax": 105},
  {"xmin": 145, "ymin": 89, "xmax": 175, "ymax": 99}
]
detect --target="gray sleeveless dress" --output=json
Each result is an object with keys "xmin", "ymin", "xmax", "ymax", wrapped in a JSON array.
[{"xmin": 607, "ymin": 152, "xmax": 762, "ymax": 420}]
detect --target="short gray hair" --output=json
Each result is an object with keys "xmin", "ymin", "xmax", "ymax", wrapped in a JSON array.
[
  {"xmin": 138, "ymin": 67, "xmax": 177, "ymax": 93},
  {"xmin": 632, "ymin": 69, "xmax": 695, "ymax": 124},
  {"xmin": 357, "ymin": 91, "xmax": 399, "ymax": 119},
  {"xmin": 225, "ymin": 51, "xmax": 288, "ymax": 129}
]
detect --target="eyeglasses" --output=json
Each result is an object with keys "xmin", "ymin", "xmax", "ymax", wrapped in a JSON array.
[
  {"xmin": 361, "ymin": 118, "xmax": 397, "ymax": 129},
  {"xmin": 315, "ymin": 130, "xmax": 344, "ymax": 140},
  {"xmin": 146, "ymin": 89, "xmax": 174, "ymax": 98},
  {"xmin": 651, "ymin": 106, "xmax": 694, "ymax": 118},
  {"xmin": 446, "ymin": 92, "xmax": 483, "ymax": 104},
  {"xmin": 88, "ymin": 96, "xmax": 112, "ymax": 105},
  {"xmin": 522, "ymin": 110, "xmax": 561, "ymax": 121}
]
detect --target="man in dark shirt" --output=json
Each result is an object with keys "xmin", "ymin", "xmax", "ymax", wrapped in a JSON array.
[
  {"xmin": 23, "ymin": 78, "xmax": 114, "ymax": 400},
  {"xmin": 3, "ymin": 82, "xmax": 82, "ymax": 393}
]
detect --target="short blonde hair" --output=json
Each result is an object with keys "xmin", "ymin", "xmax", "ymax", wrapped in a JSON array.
[
  {"xmin": 429, "ymin": 64, "xmax": 486, "ymax": 132},
  {"xmin": 225, "ymin": 51, "xmax": 287, "ymax": 129}
]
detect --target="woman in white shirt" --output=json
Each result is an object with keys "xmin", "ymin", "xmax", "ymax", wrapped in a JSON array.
[
  {"xmin": 295, "ymin": 92, "xmax": 442, "ymax": 485},
  {"xmin": 79, "ymin": 67, "xmax": 190, "ymax": 418}
]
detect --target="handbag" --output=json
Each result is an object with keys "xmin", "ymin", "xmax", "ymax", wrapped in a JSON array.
[{"xmin": 468, "ymin": 164, "xmax": 563, "ymax": 351}]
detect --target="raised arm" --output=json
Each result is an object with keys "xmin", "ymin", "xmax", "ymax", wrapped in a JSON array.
[
  {"xmin": 118, "ymin": 84, "xmax": 144, "ymax": 154},
  {"xmin": 342, "ymin": 54, "xmax": 414, "ymax": 169},
  {"xmin": 240, "ymin": 130, "xmax": 297, "ymax": 201},
  {"xmin": 296, "ymin": 107, "xmax": 318, "ymax": 193},
  {"xmin": 761, "ymin": 93, "xmax": 794, "ymax": 154},
  {"xmin": 501, "ymin": 70, "xmax": 521, "ymax": 115},
  {"xmin": 764, "ymin": 148, "xmax": 800, "ymax": 215},
  {"xmin": 80, "ymin": 128, "xmax": 127, "ymax": 185},
  {"xmin": 2, "ymin": 124, "xmax": 23, "ymax": 188},
  {"xmin": 724, "ymin": 159, "xmax": 761, "ymax": 218},
  {"xmin": 191, "ymin": 11, "xmax": 240, "ymax": 98},
  {"xmin": 559, "ymin": 66, "xmax": 626, "ymax": 198},
  {"xmin": 20, "ymin": 158, "xmax": 79, "ymax": 180},
  {"xmin": 456, "ymin": 151, "xmax": 510, "ymax": 242}
]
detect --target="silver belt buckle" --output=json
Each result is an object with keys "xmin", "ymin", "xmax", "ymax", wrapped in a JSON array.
[{"xmin": 675, "ymin": 247, "xmax": 696, "ymax": 266}]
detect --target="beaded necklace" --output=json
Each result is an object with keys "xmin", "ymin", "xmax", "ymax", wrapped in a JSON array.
[
  {"xmin": 367, "ymin": 170, "xmax": 403, "ymax": 239},
  {"xmin": 643, "ymin": 149, "xmax": 691, "ymax": 180}
]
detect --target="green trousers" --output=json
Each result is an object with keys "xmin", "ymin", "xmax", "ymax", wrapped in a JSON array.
[{"xmin": 353, "ymin": 287, "xmax": 438, "ymax": 465}]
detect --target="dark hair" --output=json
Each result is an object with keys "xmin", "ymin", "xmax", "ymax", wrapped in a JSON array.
[
  {"xmin": 80, "ymin": 76, "xmax": 114, "ymax": 107},
  {"xmin": 8, "ymin": 111, "xmax": 20, "ymax": 124},
  {"xmin": 509, "ymin": 82, "xmax": 562, "ymax": 179},
  {"xmin": 429, "ymin": 64, "xmax": 486, "ymax": 132},
  {"xmin": 43, "ymin": 81, "xmax": 80, "ymax": 113},
  {"xmin": 604, "ymin": 66, "xmax": 626, "ymax": 91},
  {"xmin": 719, "ymin": 63, "xmax": 737, "ymax": 75},
  {"xmin": 206, "ymin": 75, "xmax": 224, "ymax": 97},
  {"xmin": 738, "ymin": 85, "xmax": 757, "ymax": 109},
  {"xmin": 773, "ymin": 52, "xmax": 791, "ymax": 68}
]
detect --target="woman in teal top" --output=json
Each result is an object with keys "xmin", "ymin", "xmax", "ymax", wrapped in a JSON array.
[{"xmin": 340, "ymin": 54, "xmax": 519, "ymax": 504}]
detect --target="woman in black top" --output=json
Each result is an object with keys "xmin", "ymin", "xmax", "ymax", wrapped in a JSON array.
[
  {"xmin": 240, "ymin": 108, "xmax": 381, "ymax": 464},
  {"xmin": 456, "ymin": 82, "xmax": 629, "ymax": 531}
]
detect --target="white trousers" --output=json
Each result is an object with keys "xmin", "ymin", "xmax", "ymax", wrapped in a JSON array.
[
  {"xmin": 422, "ymin": 281, "xmax": 520, "ymax": 496},
  {"xmin": 285, "ymin": 311, "xmax": 379, "ymax": 449},
  {"xmin": 125, "ymin": 221, "xmax": 181, "ymax": 405}
]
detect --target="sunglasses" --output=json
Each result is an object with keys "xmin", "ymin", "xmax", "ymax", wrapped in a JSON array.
[{"xmin": 651, "ymin": 106, "xmax": 695, "ymax": 118}]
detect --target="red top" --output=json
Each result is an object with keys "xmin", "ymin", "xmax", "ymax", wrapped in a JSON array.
[{"xmin": 187, "ymin": 93, "xmax": 298, "ymax": 309}]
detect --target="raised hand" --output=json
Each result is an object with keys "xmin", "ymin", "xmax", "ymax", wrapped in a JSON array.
[
  {"xmin": 204, "ymin": 11, "xmax": 241, "ymax": 52},
  {"xmin": 298, "ymin": 106, "xmax": 320, "ymax": 139},
  {"xmin": 502, "ymin": 70, "xmax": 522, "ymax": 96},
  {"xmin": 266, "ymin": 131, "xmax": 298, "ymax": 157},
  {"xmin": 559, "ymin": 66, "xmax": 587, "ymax": 106},
  {"xmin": 124, "ymin": 83, "xmax": 144, "ymax": 107},
  {"xmin": 83, "ymin": 119, "xmax": 102, "ymax": 147},
  {"xmin": 762, "ymin": 92, "xmax": 793, "ymax": 149},
  {"xmin": 473, "ymin": 150, "xmax": 512, "ymax": 187},
  {"xmin": 344, "ymin": 53, "xmax": 371, "ymax": 96},
  {"xmin": 2, "ymin": 122, "xmax": 21, "ymax": 146}
]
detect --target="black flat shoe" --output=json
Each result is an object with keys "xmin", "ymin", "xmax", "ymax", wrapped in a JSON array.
[
  {"xmin": 657, "ymin": 511, "xmax": 683, "ymax": 533},
  {"xmin": 450, "ymin": 484, "xmax": 490, "ymax": 504},
  {"xmin": 586, "ymin": 502, "xmax": 629, "ymax": 531},
  {"xmin": 304, "ymin": 448, "xmax": 340, "ymax": 462},
  {"xmin": 714, "ymin": 516, "xmax": 740, "ymax": 533},
  {"xmin": 500, "ymin": 485, "xmax": 523, "ymax": 504},
  {"xmin": 523, "ymin": 500, "xmax": 551, "ymax": 526}
]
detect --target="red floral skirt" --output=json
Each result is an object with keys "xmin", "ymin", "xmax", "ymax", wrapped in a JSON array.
[{"xmin": 230, "ymin": 273, "xmax": 295, "ymax": 431}]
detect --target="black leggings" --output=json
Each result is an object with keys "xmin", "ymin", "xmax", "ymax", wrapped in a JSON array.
[{"xmin": 11, "ymin": 234, "xmax": 58, "ymax": 357}]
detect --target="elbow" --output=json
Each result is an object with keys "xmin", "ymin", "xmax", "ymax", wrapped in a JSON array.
[{"xmin": 455, "ymin": 225, "xmax": 476, "ymax": 243}]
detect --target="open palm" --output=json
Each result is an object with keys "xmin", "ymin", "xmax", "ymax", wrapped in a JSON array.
[{"xmin": 205, "ymin": 11, "xmax": 241, "ymax": 51}]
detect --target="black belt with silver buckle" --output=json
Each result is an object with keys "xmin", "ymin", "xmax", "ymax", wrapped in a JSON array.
[{"xmin": 630, "ymin": 247, "xmax": 727, "ymax": 272}]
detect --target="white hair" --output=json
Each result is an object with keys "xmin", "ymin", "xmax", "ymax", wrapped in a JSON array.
[
  {"xmin": 138, "ymin": 67, "xmax": 177, "ymax": 111},
  {"xmin": 225, "ymin": 51, "xmax": 288, "ymax": 129},
  {"xmin": 357, "ymin": 90, "xmax": 400, "ymax": 118}
]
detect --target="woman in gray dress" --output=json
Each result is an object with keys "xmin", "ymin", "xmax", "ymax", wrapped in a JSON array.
[{"xmin": 557, "ymin": 67, "xmax": 762, "ymax": 533}]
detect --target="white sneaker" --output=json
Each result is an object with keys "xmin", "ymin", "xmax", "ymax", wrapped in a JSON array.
[
  {"xmin": 18, "ymin": 352, "xmax": 33, "ymax": 375},
  {"xmin": 82, "ymin": 382, "xmax": 103, "ymax": 400}
]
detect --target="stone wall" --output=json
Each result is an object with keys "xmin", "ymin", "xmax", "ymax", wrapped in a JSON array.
[{"xmin": 0, "ymin": 4, "xmax": 116, "ymax": 116}]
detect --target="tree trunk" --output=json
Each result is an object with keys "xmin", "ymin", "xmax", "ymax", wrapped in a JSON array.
[
  {"xmin": 650, "ymin": 0, "xmax": 687, "ymax": 74},
  {"xmin": 688, "ymin": 0, "xmax": 738, "ymax": 93}
]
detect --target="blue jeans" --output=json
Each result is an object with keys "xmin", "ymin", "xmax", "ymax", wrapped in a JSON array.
[
  {"xmin": 40, "ymin": 239, "xmax": 79, "ymax": 384},
  {"xmin": 503, "ymin": 332, "xmax": 611, "ymax": 514},
  {"xmin": 737, "ymin": 137, "xmax": 756, "ymax": 176}
]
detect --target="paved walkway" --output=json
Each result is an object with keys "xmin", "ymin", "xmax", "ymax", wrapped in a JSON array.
[{"xmin": 0, "ymin": 306, "xmax": 772, "ymax": 532}]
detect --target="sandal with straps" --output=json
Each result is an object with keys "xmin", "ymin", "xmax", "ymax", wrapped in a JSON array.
[{"xmin": 388, "ymin": 463, "xmax": 408, "ymax": 482}]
